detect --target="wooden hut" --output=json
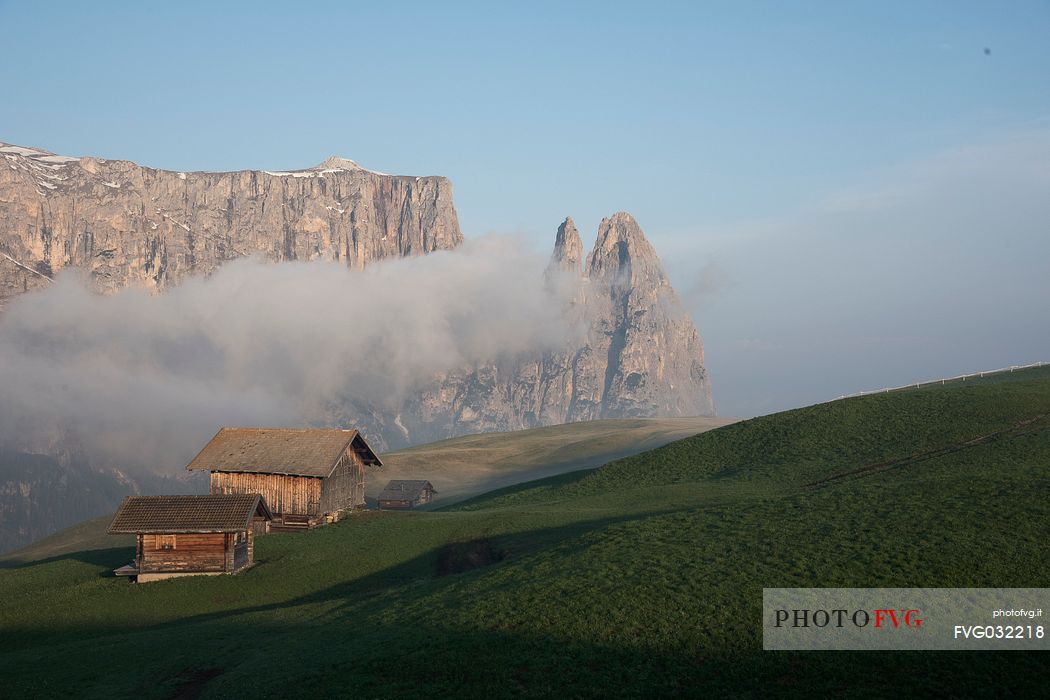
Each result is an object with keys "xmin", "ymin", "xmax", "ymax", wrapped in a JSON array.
[
  {"xmin": 108, "ymin": 494, "xmax": 272, "ymax": 583},
  {"xmin": 378, "ymin": 480, "xmax": 437, "ymax": 510},
  {"xmin": 186, "ymin": 428, "xmax": 382, "ymax": 529}
]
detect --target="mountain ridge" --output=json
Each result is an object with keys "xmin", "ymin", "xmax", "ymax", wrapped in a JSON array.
[
  {"xmin": 0, "ymin": 140, "xmax": 463, "ymax": 308},
  {"xmin": 0, "ymin": 139, "xmax": 714, "ymax": 449}
]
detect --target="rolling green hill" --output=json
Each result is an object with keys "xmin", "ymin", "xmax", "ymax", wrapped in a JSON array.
[{"xmin": 1, "ymin": 367, "xmax": 1048, "ymax": 697}]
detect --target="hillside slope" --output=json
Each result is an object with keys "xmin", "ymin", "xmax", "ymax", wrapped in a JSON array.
[
  {"xmin": 1, "ymin": 367, "xmax": 1047, "ymax": 697},
  {"xmin": 375, "ymin": 415, "xmax": 734, "ymax": 502},
  {"xmin": 2, "ymin": 416, "xmax": 732, "ymax": 563},
  {"xmin": 0, "ymin": 449, "xmax": 197, "ymax": 556}
]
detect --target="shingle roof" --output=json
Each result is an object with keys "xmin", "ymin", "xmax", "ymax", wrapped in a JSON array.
[
  {"xmin": 378, "ymin": 480, "xmax": 435, "ymax": 501},
  {"xmin": 108, "ymin": 494, "xmax": 272, "ymax": 534},
  {"xmin": 184, "ymin": 427, "xmax": 382, "ymax": 477}
]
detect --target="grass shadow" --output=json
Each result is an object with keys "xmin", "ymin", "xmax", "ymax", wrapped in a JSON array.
[{"xmin": 0, "ymin": 545, "xmax": 132, "ymax": 572}]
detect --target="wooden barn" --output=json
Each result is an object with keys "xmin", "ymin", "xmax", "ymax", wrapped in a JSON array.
[
  {"xmin": 186, "ymin": 428, "xmax": 382, "ymax": 529},
  {"xmin": 108, "ymin": 494, "xmax": 272, "ymax": 583},
  {"xmin": 378, "ymin": 480, "xmax": 437, "ymax": 510}
]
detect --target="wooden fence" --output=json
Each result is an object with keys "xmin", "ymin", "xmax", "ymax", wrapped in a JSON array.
[{"xmin": 835, "ymin": 361, "xmax": 1049, "ymax": 401}]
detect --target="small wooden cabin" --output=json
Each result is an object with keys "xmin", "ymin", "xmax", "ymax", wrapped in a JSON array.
[
  {"xmin": 378, "ymin": 480, "xmax": 437, "ymax": 510},
  {"xmin": 186, "ymin": 427, "xmax": 382, "ymax": 528},
  {"xmin": 108, "ymin": 494, "xmax": 272, "ymax": 583}
]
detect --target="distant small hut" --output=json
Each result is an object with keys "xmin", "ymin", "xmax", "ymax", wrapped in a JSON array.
[
  {"xmin": 108, "ymin": 494, "xmax": 272, "ymax": 583},
  {"xmin": 185, "ymin": 428, "xmax": 383, "ymax": 529},
  {"xmin": 378, "ymin": 480, "xmax": 437, "ymax": 510}
]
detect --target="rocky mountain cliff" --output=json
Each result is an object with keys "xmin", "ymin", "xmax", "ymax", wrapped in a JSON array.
[
  {"xmin": 0, "ymin": 141, "xmax": 714, "ymax": 444},
  {"xmin": 0, "ymin": 141, "xmax": 462, "ymax": 309},
  {"xmin": 379, "ymin": 213, "xmax": 714, "ymax": 446}
]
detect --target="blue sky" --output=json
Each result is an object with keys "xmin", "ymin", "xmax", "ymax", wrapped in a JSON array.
[{"xmin": 2, "ymin": 1, "xmax": 1048, "ymax": 416}]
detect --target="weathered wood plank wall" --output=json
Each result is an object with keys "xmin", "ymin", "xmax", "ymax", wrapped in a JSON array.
[
  {"xmin": 319, "ymin": 448, "xmax": 366, "ymax": 513},
  {"xmin": 211, "ymin": 472, "xmax": 322, "ymax": 516},
  {"xmin": 139, "ymin": 533, "xmax": 227, "ymax": 573}
]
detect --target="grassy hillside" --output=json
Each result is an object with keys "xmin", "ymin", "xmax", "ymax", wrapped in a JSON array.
[
  {"xmin": 1, "ymin": 368, "xmax": 1048, "ymax": 697},
  {"xmin": 375, "ymin": 415, "xmax": 735, "ymax": 502},
  {"xmin": 2, "ymin": 417, "xmax": 731, "ymax": 564},
  {"xmin": 0, "ymin": 514, "xmax": 134, "ymax": 564}
]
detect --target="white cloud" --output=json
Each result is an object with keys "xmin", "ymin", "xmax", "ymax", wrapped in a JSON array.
[{"xmin": 0, "ymin": 236, "xmax": 576, "ymax": 472}]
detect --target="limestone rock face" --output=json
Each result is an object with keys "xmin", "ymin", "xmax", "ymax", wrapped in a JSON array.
[
  {"xmin": 581, "ymin": 212, "xmax": 713, "ymax": 420},
  {"xmin": 548, "ymin": 216, "xmax": 583, "ymax": 273},
  {"xmin": 361, "ymin": 212, "xmax": 715, "ymax": 448},
  {"xmin": 0, "ymin": 141, "xmax": 712, "ymax": 450},
  {"xmin": 0, "ymin": 141, "xmax": 463, "ymax": 308}
]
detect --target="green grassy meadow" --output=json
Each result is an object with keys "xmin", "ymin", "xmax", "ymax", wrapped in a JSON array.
[
  {"xmin": 2, "ymin": 416, "xmax": 733, "ymax": 565},
  {"xmin": 1, "ymin": 367, "xmax": 1048, "ymax": 697}
]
